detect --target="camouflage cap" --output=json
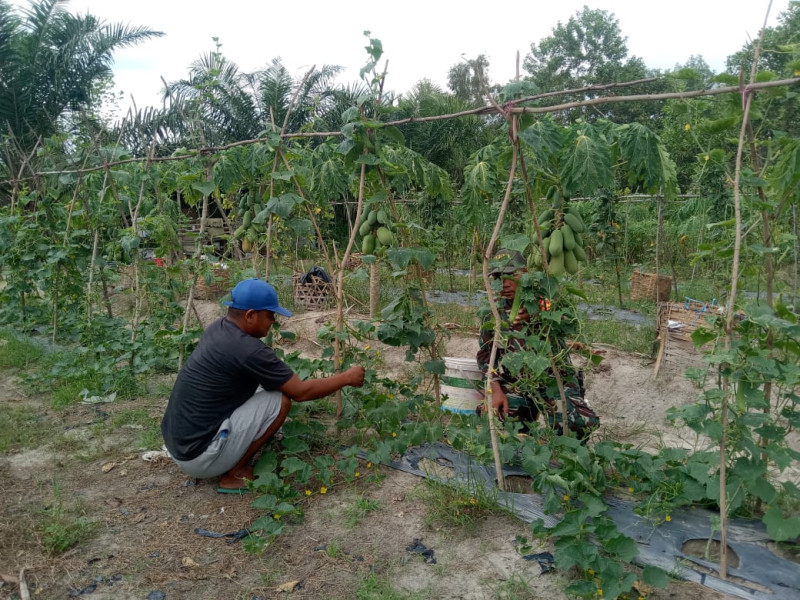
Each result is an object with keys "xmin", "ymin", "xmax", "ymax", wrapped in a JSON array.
[{"xmin": 490, "ymin": 250, "xmax": 527, "ymax": 274}]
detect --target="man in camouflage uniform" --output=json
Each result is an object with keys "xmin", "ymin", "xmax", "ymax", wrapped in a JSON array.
[{"xmin": 476, "ymin": 250, "xmax": 599, "ymax": 440}]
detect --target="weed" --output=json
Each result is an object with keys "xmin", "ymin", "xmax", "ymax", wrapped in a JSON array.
[
  {"xmin": 325, "ymin": 540, "xmax": 342, "ymax": 560},
  {"xmin": 356, "ymin": 572, "xmax": 429, "ymax": 600},
  {"xmin": 0, "ymin": 329, "xmax": 44, "ymax": 368},
  {"xmin": 487, "ymin": 573, "xmax": 537, "ymax": 599},
  {"xmin": 37, "ymin": 486, "xmax": 96, "ymax": 555},
  {"xmin": 415, "ymin": 479, "xmax": 502, "ymax": 534},
  {"xmin": 0, "ymin": 405, "xmax": 48, "ymax": 452},
  {"xmin": 41, "ymin": 512, "xmax": 95, "ymax": 554},
  {"xmin": 111, "ymin": 407, "xmax": 162, "ymax": 449},
  {"xmin": 343, "ymin": 495, "xmax": 381, "ymax": 529},
  {"xmin": 582, "ymin": 317, "xmax": 656, "ymax": 355}
]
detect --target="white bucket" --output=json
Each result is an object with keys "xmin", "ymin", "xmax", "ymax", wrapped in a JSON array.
[{"xmin": 441, "ymin": 357, "xmax": 484, "ymax": 414}]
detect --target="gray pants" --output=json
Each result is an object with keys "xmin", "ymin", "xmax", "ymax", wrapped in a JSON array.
[{"xmin": 172, "ymin": 389, "xmax": 283, "ymax": 478}]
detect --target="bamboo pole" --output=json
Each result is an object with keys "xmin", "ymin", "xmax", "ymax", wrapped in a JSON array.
[
  {"xmin": 480, "ymin": 115, "xmax": 523, "ymax": 493},
  {"xmin": 718, "ymin": 3, "xmax": 773, "ymax": 579},
  {"xmin": 3, "ymin": 77, "xmax": 798, "ymax": 187},
  {"xmin": 178, "ymin": 161, "xmax": 215, "ymax": 370},
  {"xmin": 334, "ymin": 162, "xmax": 367, "ymax": 417}
]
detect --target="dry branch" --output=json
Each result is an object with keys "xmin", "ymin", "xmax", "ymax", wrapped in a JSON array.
[{"xmin": 3, "ymin": 76, "xmax": 798, "ymax": 187}]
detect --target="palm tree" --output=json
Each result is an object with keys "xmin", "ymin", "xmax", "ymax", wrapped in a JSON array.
[
  {"xmin": 0, "ymin": 0, "xmax": 162, "ymax": 177},
  {"xmin": 162, "ymin": 48, "xmax": 345, "ymax": 147}
]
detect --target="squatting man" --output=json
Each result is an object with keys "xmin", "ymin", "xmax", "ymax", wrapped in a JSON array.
[{"xmin": 161, "ymin": 278, "xmax": 364, "ymax": 492}]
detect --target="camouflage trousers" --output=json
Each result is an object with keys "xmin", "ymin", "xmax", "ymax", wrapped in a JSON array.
[{"xmin": 506, "ymin": 380, "xmax": 599, "ymax": 440}]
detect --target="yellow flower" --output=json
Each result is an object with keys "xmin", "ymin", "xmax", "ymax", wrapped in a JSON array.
[
  {"xmin": 320, "ymin": 486, "xmax": 328, "ymax": 494},
  {"xmin": 469, "ymin": 497, "xmax": 477, "ymax": 505},
  {"xmin": 274, "ymin": 514, "xmax": 281, "ymax": 520},
  {"xmin": 305, "ymin": 489, "xmax": 312, "ymax": 496},
  {"xmin": 665, "ymin": 514, "xmax": 672, "ymax": 522},
  {"xmin": 597, "ymin": 588, "xmax": 603, "ymax": 596},
  {"xmin": 366, "ymin": 462, "xmax": 373, "ymax": 469},
  {"xmin": 388, "ymin": 394, "xmax": 394, "ymax": 399},
  {"xmin": 355, "ymin": 471, "xmax": 361, "ymax": 478},
  {"xmin": 628, "ymin": 487, "xmax": 634, "ymax": 493},
  {"xmin": 684, "ymin": 123, "xmax": 690, "ymax": 131},
  {"xmin": 704, "ymin": 154, "xmax": 710, "ymax": 161},
  {"xmin": 364, "ymin": 345, "xmax": 371, "ymax": 350},
  {"xmin": 392, "ymin": 432, "xmax": 397, "ymax": 438},
  {"xmin": 314, "ymin": 207, "xmax": 321, "ymax": 214},
  {"xmin": 563, "ymin": 494, "xmax": 570, "ymax": 502},
  {"xmin": 587, "ymin": 569, "xmax": 594, "ymax": 576}
]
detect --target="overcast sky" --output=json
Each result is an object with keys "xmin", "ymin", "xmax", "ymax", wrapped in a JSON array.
[{"xmin": 8, "ymin": 0, "xmax": 793, "ymax": 112}]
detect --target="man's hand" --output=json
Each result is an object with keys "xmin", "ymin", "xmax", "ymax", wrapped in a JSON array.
[
  {"xmin": 512, "ymin": 306, "xmax": 530, "ymax": 329},
  {"xmin": 477, "ymin": 379, "xmax": 509, "ymax": 418},
  {"xmin": 346, "ymin": 365, "xmax": 365, "ymax": 387},
  {"xmin": 492, "ymin": 385, "xmax": 509, "ymax": 417}
]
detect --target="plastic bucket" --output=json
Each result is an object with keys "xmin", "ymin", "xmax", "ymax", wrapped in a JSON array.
[{"xmin": 441, "ymin": 357, "xmax": 484, "ymax": 414}]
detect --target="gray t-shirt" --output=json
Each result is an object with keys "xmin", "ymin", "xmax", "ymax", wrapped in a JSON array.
[{"xmin": 161, "ymin": 318, "xmax": 293, "ymax": 461}]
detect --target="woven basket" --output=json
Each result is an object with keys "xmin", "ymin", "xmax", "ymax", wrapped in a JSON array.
[
  {"xmin": 653, "ymin": 299, "xmax": 718, "ymax": 376},
  {"xmin": 194, "ymin": 266, "xmax": 231, "ymax": 300},
  {"xmin": 630, "ymin": 271, "xmax": 672, "ymax": 302},
  {"xmin": 293, "ymin": 273, "xmax": 332, "ymax": 310}
]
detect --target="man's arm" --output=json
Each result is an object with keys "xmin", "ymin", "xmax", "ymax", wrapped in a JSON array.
[{"xmin": 280, "ymin": 366, "xmax": 365, "ymax": 403}]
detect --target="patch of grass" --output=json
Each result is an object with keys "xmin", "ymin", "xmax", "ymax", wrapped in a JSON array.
[
  {"xmin": 486, "ymin": 573, "xmax": 537, "ymax": 599},
  {"xmin": 40, "ymin": 508, "xmax": 95, "ymax": 554},
  {"xmin": 0, "ymin": 330, "xmax": 44, "ymax": 369},
  {"xmin": 36, "ymin": 484, "xmax": 96, "ymax": 555},
  {"xmin": 582, "ymin": 318, "xmax": 656, "ymax": 355},
  {"xmin": 356, "ymin": 572, "xmax": 430, "ymax": 600},
  {"xmin": 415, "ymin": 479, "xmax": 503, "ymax": 534},
  {"xmin": 0, "ymin": 405, "xmax": 49, "ymax": 452},
  {"xmin": 111, "ymin": 407, "xmax": 163, "ymax": 449},
  {"xmin": 343, "ymin": 494, "xmax": 381, "ymax": 529},
  {"xmin": 48, "ymin": 368, "xmax": 140, "ymax": 410}
]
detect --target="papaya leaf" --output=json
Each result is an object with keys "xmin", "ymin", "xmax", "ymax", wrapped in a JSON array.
[{"xmin": 559, "ymin": 130, "xmax": 613, "ymax": 196}]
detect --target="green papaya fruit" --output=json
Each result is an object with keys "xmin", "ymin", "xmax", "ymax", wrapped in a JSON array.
[
  {"xmin": 561, "ymin": 224, "xmax": 576, "ymax": 251},
  {"xmin": 376, "ymin": 226, "xmax": 394, "ymax": 246},
  {"xmin": 367, "ymin": 210, "xmax": 378, "ymax": 226},
  {"xmin": 538, "ymin": 209, "xmax": 555, "ymax": 223},
  {"xmin": 566, "ymin": 205, "xmax": 582, "ymax": 218},
  {"xmin": 377, "ymin": 209, "xmax": 388, "ymax": 225},
  {"xmin": 362, "ymin": 234, "xmax": 375, "ymax": 254},
  {"xmin": 359, "ymin": 221, "xmax": 372, "ymax": 237},
  {"xmin": 543, "ymin": 236, "xmax": 551, "ymax": 260},
  {"xmin": 564, "ymin": 250, "xmax": 579, "ymax": 275},
  {"xmin": 563, "ymin": 212, "xmax": 585, "ymax": 234},
  {"xmin": 243, "ymin": 211, "xmax": 253, "ymax": 227},
  {"xmin": 546, "ymin": 185, "xmax": 557, "ymax": 200},
  {"xmin": 540, "ymin": 220, "xmax": 553, "ymax": 237},
  {"xmin": 549, "ymin": 229, "xmax": 564, "ymax": 257},
  {"xmin": 234, "ymin": 225, "xmax": 247, "ymax": 240},
  {"xmin": 573, "ymin": 244, "xmax": 587, "ymax": 262},
  {"xmin": 548, "ymin": 253, "xmax": 565, "ymax": 275}
]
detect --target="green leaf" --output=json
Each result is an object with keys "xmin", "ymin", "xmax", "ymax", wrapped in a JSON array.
[
  {"xmin": 423, "ymin": 359, "xmax": 445, "ymax": 375},
  {"xmin": 386, "ymin": 247, "xmax": 435, "ymax": 271},
  {"xmin": 764, "ymin": 506, "xmax": 800, "ymax": 542},
  {"xmin": 559, "ymin": 128, "xmax": 614, "ymax": 196},
  {"xmin": 605, "ymin": 534, "xmax": 639, "ymax": 562},
  {"xmin": 251, "ymin": 493, "xmax": 277, "ymax": 510},
  {"xmin": 499, "ymin": 233, "xmax": 531, "ymax": 254},
  {"xmin": 191, "ymin": 181, "xmax": 216, "ymax": 196}
]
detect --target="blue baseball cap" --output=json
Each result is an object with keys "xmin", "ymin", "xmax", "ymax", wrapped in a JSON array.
[{"xmin": 223, "ymin": 279, "xmax": 292, "ymax": 316}]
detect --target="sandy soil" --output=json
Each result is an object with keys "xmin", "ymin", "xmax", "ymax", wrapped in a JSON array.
[{"xmin": 0, "ymin": 304, "xmax": 771, "ymax": 600}]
